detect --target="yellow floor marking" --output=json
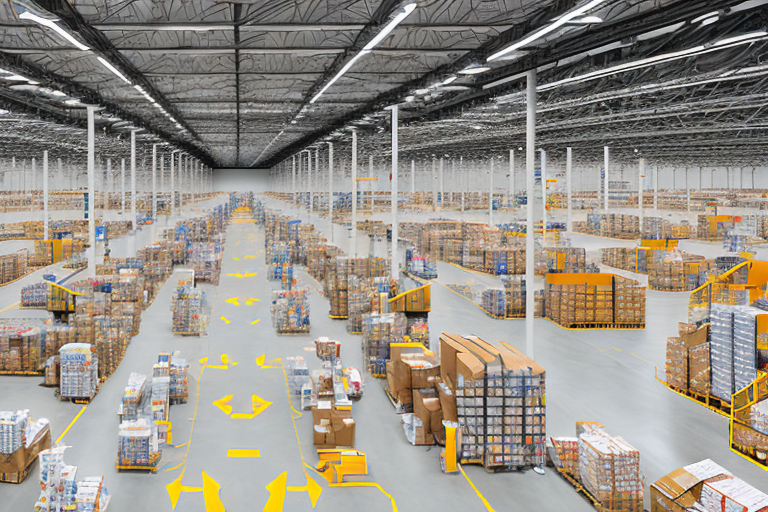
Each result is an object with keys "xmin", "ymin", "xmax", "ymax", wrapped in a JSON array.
[
  {"xmin": 171, "ymin": 442, "xmax": 189, "ymax": 449},
  {"xmin": 305, "ymin": 464, "xmax": 397, "ymax": 512},
  {"xmin": 202, "ymin": 471, "xmax": 226, "ymax": 512},
  {"xmin": 55, "ymin": 405, "xmax": 87, "ymax": 444},
  {"xmin": 0, "ymin": 301, "xmax": 20, "ymax": 313},
  {"xmin": 165, "ymin": 462, "xmax": 184, "ymax": 472},
  {"xmin": 612, "ymin": 346, "xmax": 622, "ymax": 352},
  {"xmin": 264, "ymin": 471, "xmax": 323, "ymax": 510},
  {"xmin": 220, "ymin": 316, "xmax": 231, "ymax": 324},
  {"xmin": 199, "ymin": 354, "xmax": 236, "ymax": 370},
  {"xmin": 225, "ymin": 297, "xmax": 240, "ymax": 306},
  {"xmin": 251, "ymin": 318, "xmax": 261, "ymax": 325},
  {"xmin": 227, "ymin": 449, "xmax": 261, "ymax": 458},
  {"xmin": 213, "ymin": 394, "xmax": 272, "ymax": 418},
  {"xmin": 236, "ymin": 241, "xmax": 241, "ymax": 245},
  {"xmin": 458, "ymin": 464, "xmax": 496, "ymax": 512},
  {"xmin": 246, "ymin": 298, "xmax": 260, "ymax": 305},
  {"xmin": 630, "ymin": 352, "xmax": 652, "ymax": 364},
  {"xmin": 226, "ymin": 272, "xmax": 258, "ymax": 278},
  {"xmin": 244, "ymin": 255, "xmax": 256, "ymax": 259},
  {"xmin": 255, "ymin": 354, "xmax": 279, "ymax": 369},
  {"xmin": 233, "ymin": 256, "xmax": 241, "ymax": 261},
  {"xmin": 598, "ymin": 348, "xmax": 607, "ymax": 353}
]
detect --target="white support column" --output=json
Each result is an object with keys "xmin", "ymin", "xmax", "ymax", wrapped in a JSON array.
[
  {"xmin": 603, "ymin": 146, "xmax": 609, "ymax": 211},
  {"xmin": 686, "ymin": 166, "xmax": 691, "ymax": 212},
  {"xmin": 439, "ymin": 156, "xmax": 444, "ymax": 210},
  {"xmin": 509, "ymin": 149, "xmax": 515, "ymax": 209},
  {"xmin": 43, "ymin": 151, "xmax": 48, "ymax": 240},
  {"xmin": 160, "ymin": 153, "xmax": 165, "ymax": 212},
  {"xmin": 460, "ymin": 156, "xmax": 465, "ymax": 213},
  {"xmin": 31, "ymin": 158, "xmax": 36, "ymax": 194},
  {"xmin": 292, "ymin": 155, "xmax": 297, "ymax": 205},
  {"xmin": 328, "ymin": 142, "xmax": 334, "ymax": 242},
  {"xmin": 411, "ymin": 159, "xmax": 415, "ymax": 199},
  {"xmin": 639, "ymin": 158, "xmax": 645, "ymax": 226},
  {"xmin": 489, "ymin": 157, "xmax": 494, "ymax": 226},
  {"xmin": 308, "ymin": 150, "xmax": 313, "ymax": 219},
  {"xmin": 525, "ymin": 69, "xmax": 536, "ymax": 360},
  {"xmin": 87, "ymin": 107, "xmax": 96, "ymax": 272},
  {"xmin": 131, "ymin": 130, "xmax": 137, "ymax": 228},
  {"xmin": 432, "ymin": 156, "xmax": 437, "ymax": 210},
  {"xmin": 390, "ymin": 105, "xmax": 399, "ymax": 282},
  {"xmin": 567, "ymin": 147, "xmax": 573, "ymax": 233},
  {"xmin": 106, "ymin": 159, "xmax": 112, "ymax": 208},
  {"xmin": 121, "ymin": 159, "xmax": 126, "ymax": 214},
  {"xmin": 170, "ymin": 151, "xmax": 177, "ymax": 217},
  {"xmin": 152, "ymin": 144, "xmax": 157, "ymax": 219},
  {"xmin": 57, "ymin": 158, "xmax": 63, "ymax": 194},
  {"xmin": 541, "ymin": 149, "xmax": 547, "ymax": 238},
  {"xmin": 315, "ymin": 149, "xmax": 320, "ymax": 214},
  {"xmin": 351, "ymin": 129, "xmax": 358, "ymax": 257},
  {"xmin": 11, "ymin": 157, "xmax": 14, "ymax": 192},
  {"xmin": 654, "ymin": 165, "xmax": 658, "ymax": 210},
  {"xmin": 368, "ymin": 155, "xmax": 374, "ymax": 214}
]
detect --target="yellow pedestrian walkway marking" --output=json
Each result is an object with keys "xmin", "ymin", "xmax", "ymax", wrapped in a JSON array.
[
  {"xmin": 225, "ymin": 297, "xmax": 240, "ymax": 306},
  {"xmin": 55, "ymin": 405, "xmax": 87, "ymax": 444},
  {"xmin": 220, "ymin": 316, "xmax": 231, "ymax": 324},
  {"xmin": 227, "ymin": 449, "xmax": 261, "ymax": 458},
  {"xmin": 264, "ymin": 471, "xmax": 323, "ymax": 511},
  {"xmin": 251, "ymin": 318, "xmax": 261, "ymax": 325},
  {"xmin": 213, "ymin": 394, "xmax": 272, "ymax": 418}
]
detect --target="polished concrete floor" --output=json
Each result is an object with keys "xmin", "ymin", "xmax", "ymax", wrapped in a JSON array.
[{"xmin": 2, "ymin": 200, "xmax": 768, "ymax": 512}]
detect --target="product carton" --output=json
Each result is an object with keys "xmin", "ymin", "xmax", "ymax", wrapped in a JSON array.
[
  {"xmin": 404, "ymin": 355, "xmax": 440, "ymax": 389},
  {"xmin": 413, "ymin": 388, "xmax": 443, "ymax": 436},
  {"xmin": 386, "ymin": 360, "xmax": 412, "ymax": 405},
  {"xmin": 437, "ymin": 381, "xmax": 458, "ymax": 423},
  {"xmin": 650, "ymin": 459, "xmax": 732, "ymax": 512},
  {"xmin": 0, "ymin": 425, "xmax": 51, "ymax": 481}
]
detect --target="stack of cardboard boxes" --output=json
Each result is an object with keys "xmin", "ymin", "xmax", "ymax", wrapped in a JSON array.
[
  {"xmin": 312, "ymin": 400, "xmax": 356, "ymax": 448},
  {"xmin": 664, "ymin": 322, "xmax": 710, "ymax": 393}
]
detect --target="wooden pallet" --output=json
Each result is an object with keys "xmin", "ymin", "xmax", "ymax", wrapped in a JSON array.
[
  {"xmin": 384, "ymin": 389, "xmax": 412, "ymax": 414},
  {"xmin": 0, "ymin": 370, "xmax": 44, "ymax": 376},
  {"xmin": 116, "ymin": 452, "xmax": 162, "ymax": 473},
  {"xmin": 655, "ymin": 370, "xmax": 731, "ymax": 417},
  {"xmin": 58, "ymin": 392, "xmax": 97, "ymax": 404}
]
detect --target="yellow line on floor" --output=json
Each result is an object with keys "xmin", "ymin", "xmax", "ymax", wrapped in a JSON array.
[
  {"xmin": 164, "ymin": 462, "xmax": 184, "ymax": 472},
  {"xmin": 458, "ymin": 464, "xmax": 496, "ymax": 512},
  {"xmin": 0, "ymin": 301, "xmax": 19, "ymax": 313},
  {"xmin": 55, "ymin": 405, "xmax": 87, "ymax": 444},
  {"xmin": 170, "ymin": 364, "xmax": 207, "ymax": 476},
  {"xmin": 227, "ymin": 449, "xmax": 261, "ymax": 458},
  {"xmin": 630, "ymin": 352, "xmax": 652, "ymax": 364},
  {"xmin": 612, "ymin": 347, "xmax": 622, "ymax": 352},
  {"xmin": 251, "ymin": 318, "xmax": 261, "ymax": 325}
]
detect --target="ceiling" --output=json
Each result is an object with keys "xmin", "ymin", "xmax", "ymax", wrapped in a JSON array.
[{"xmin": 0, "ymin": 0, "xmax": 766, "ymax": 168}]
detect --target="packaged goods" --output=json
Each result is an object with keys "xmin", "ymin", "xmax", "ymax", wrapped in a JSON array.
[
  {"xmin": 733, "ymin": 307, "xmax": 760, "ymax": 392},
  {"xmin": 270, "ymin": 288, "xmax": 310, "ymax": 334},
  {"xmin": 481, "ymin": 288, "xmax": 506, "ymax": 318},
  {"xmin": 700, "ymin": 476, "xmax": 768, "ymax": 512},
  {"xmin": 601, "ymin": 247, "xmax": 636, "ymax": 272},
  {"xmin": 21, "ymin": 282, "xmax": 49, "ymax": 308},
  {"xmin": 550, "ymin": 437, "xmax": 579, "ymax": 479},
  {"xmin": 75, "ymin": 475, "xmax": 110, "ymax": 512},
  {"xmin": 665, "ymin": 337, "xmax": 687, "ymax": 389},
  {"xmin": 647, "ymin": 250, "xmax": 710, "ymax": 292},
  {"xmin": 363, "ymin": 312, "xmax": 407, "ymax": 376},
  {"xmin": 170, "ymin": 358, "xmax": 189, "ymax": 404},
  {"xmin": 44, "ymin": 356, "xmax": 60, "ymax": 387},
  {"xmin": 688, "ymin": 343, "xmax": 711, "ymax": 395},
  {"xmin": 172, "ymin": 285, "xmax": 208, "ymax": 336},
  {"xmin": 59, "ymin": 343, "xmax": 98, "ymax": 399},
  {"xmin": 117, "ymin": 418, "xmax": 159, "ymax": 468},
  {"xmin": 0, "ymin": 325, "xmax": 45, "ymax": 373},
  {"xmin": 285, "ymin": 357, "xmax": 311, "ymax": 396},
  {"xmin": 711, "ymin": 304, "xmax": 736, "ymax": 401},
  {"xmin": 121, "ymin": 373, "xmax": 149, "ymax": 422},
  {"xmin": 35, "ymin": 447, "xmax": 75, "ymax": 512},
  {"xmin": 577, "ymin": 213, "xmax": 640, "ymax": 239},
  {"xmin": 578, "ymin": 425, "xmax": 643, "ymax": 512},
  {"xmin": 442, "ymin": 333, "xmax": 546, "ymax": 471},
  {"xmin": 151, "ymin": 376, "xmax": 170, "ymax": 423}
]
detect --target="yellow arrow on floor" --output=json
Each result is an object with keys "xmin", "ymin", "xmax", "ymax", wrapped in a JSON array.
[
  {"xmin": 212, "ymin": 394, "xmax": 272, "ymax": 419},
  {"xmin": 251, "ymin": 319, "xmax": 261, "ymax": 325},
  {"xmin": 220, "ymin": 316, "xmax": 231, "ymax": 324},
  {"xmin": 166, "ymin": 471, "xmax": 226, "ymax": 511},
  {"xmin": 244, "ymin": 254, "xmax": 257, "ymax": 259},
  {"xmin": 255, "ymin": 354, "xmax": 279, "ymax": 369},
  {"xmin": 263, "ymin": 471, "xmax": 322, "ymax": 511},
  {"xmin": 225, "ymin": 297, "xmax": 240, "ymax": 306},
  {"xmin": 233, "ymin": 256, "xmax": 241, "ymax": 261},
  {"xmin": 245, "ymin": 298, "xmax": 260, "ymax": 305},
  {"xmin": 199, "ymin": 354, "xmax": 237, "ymax": 370}
]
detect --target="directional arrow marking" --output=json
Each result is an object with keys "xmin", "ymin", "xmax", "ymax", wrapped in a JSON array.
[
  {"xmin": 225, "ymin": 297, "xmax": 241, "ymax": 306},
  {"xmin": 263, "ymin": 471, "xmax": 322, "ymax": 511},
  {"xmin": 255, "ymin": 354, "xmax": 279, "ymax": 369},
  {"xmin": 166, "ymin": 471, "xmax": 226, "ymax": 511},
  {"xmin": 213, "ymin": 394, "xmax": 272, "ymax": 418}
]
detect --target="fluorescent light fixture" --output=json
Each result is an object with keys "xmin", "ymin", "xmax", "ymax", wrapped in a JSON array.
[
  {"xmin": 404, "ymin": 95, "xmax": 415, "ymax": 102},
  {"xmin": 568, "ymin": 15, "xmax": 603, "ymax": 24},
  {"xmin": 19, "ymin": 11, "xmax": 90, "ymax": 51},
  {"xmin": 414, "ymin": 88, "xmax": 430, "ymax": 94},
  {"xmin": 363, "ymin": 3, "xmax": 416, "ymax": 50},
  {"xmin": 97, "ymin": 57, "xmax": 131, "ymax": 84},
  {"xmin": 691, "ymin": 11, "xmax": 720, "ymax": 23},
  {"xmin": 310, "ymin": 2, "xmax": 417, "ymax": 104},
  {"xmin": 51, "ymin": 90, "xmax": 66, "ymax": 96},
  {"xmin": 636, "ymin": 22, "xmax": 685, "ymax": 41},
  {"xmin": 441, "ymin": 76, "xmax": 457, "ymax": 85},
  {"xmin": 133, "ymin": 84, "xmax": 157, "ymax": 103},
  {"xmin": 2, "ymin": 74, "xmax": 30, "ymax": 81},
  {"xmin": 487, "ymin": 0, "xmax": 606, "ymax": 61},
  {"xmin": 700, "ymin": 16, "xmax": 719, "ymax": 26},
  {"xmin": 440, "ymin": 85, "xmax": 471, "ymax": 91},
  {"xmin": 458, "ymin": 64, "xmax": 491, "ymax": 75}
]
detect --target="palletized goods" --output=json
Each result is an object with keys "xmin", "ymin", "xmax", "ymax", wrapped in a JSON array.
[
  {"xmin": 601, "ymin": 248, "xmax": 636, "ymax": 272},
  {"xmin": 117, "ymin": 418, "xmax": 159, "ymax": 468},
  {"xmin": 481, "ymin": 288, "xmax": 505, "ymax": 318},
  {"xmin": 59, "ymin": 343, "xmax": 98, "ymax": 399},
  {"xmin": 170, "ymin": 358, "xmax": 189, "ymax": 404},
  {"xmin": 0, "ymin": 325, "xmax": 44, "ymax": 373},
  {"xmin": 21, "ymin": 282, "xmax": 49, "ymax": 308},
  {"xmin": 172, "ymin": 285, "xmax": 208, "ymax": 336},
  {"xmin": 121, "ymin": 373, "xmax": 149, "ymax": 422},
  {"xmin": 711, "ymin": 304, "xmax": 736, "ymax": 401},
  {"xmin": 577, "ymin": 424, "xmax": 643, "ymax": 512},
  {"xmin": 271, "ymin": 288, "xmax": 310, "ymax": 334},
  {"xmin": 363, "ymin": 312, "xmax": 407, "ymax": 376}
]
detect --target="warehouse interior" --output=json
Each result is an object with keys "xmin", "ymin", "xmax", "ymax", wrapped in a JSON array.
[{"xmin": 2, "ymin": 1, "xmax": 768, "ymax": 512}]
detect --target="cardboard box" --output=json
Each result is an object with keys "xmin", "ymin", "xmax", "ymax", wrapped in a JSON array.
[
  {"xmin": 0, "ymin": 425, "xmax": 51, "ymax": 482},
  {"xmin": 413, "ymin": 388, "xmax": 443, "ymax": 436},
  {"xmin": 406, "ymin": 357, "xmax": 440, "ymax": 389},
  {"xmin": 650, "ymin": 459, "xmax": 732, "ymax": 512},
  {"xmin": 386, "ymin": 360, "xmax": 412, "ymax": 405},
  {"xmin": 312, "ymin": 401, "xmax": 354, "ymax": 448},
  {"xmin": 438, "ymin": 381, "xmax": 457, "ymax": 423}
]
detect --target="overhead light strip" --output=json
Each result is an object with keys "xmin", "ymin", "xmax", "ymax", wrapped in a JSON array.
[
  {"xmin": 96, "ymin": 57, "xmax": 131, "ymax": 83},
  {"xmin": 487, "ymin": 0, "xmax": 607, "ymax": 62},
  {"xmin": 310, "ymin": 2, "xmax": 417, "ymax": 104},
  {"xmin": 18, "ymin": 11, "xmax": 89, "ymax": 51}
]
